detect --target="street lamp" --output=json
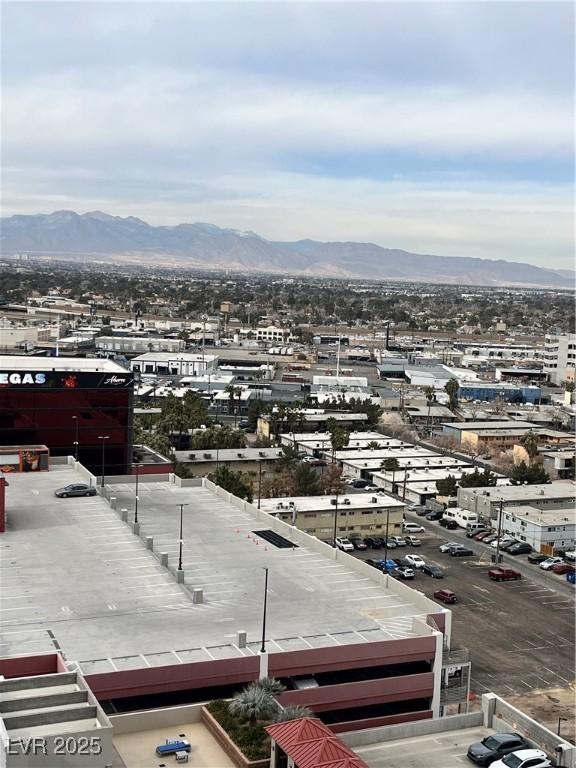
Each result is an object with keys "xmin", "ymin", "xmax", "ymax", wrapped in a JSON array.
[
  {"xmin": 558, "ymin": 717, "xmax": 568, "ymax": 737},
  {"xmin": 72, "ymin": 416, "xmax": 79, "ymax": 461},
  {"xmin": 257, "ymin": 460, "xmax": 263, "ymax": 509},
  {"xmin": 260, "ymin": 567, "xmax": 269, "ymax": 654},
  {"xmin": 332, "ymin": 493, "xmax": 339, "ymax": 547},
  {"xmin": 177, "ymin": 503, "xmax": 190, "ymax": 571},
  {"xmin": 383, "ymin": 509, "xmax": 390, "ymax": 572},
  {"xmin": 98, "ymin": 435, "xmax": 110, "ymax": 488},
  {"xmin": 134, "ymin": 463, "xmax": 143, "ymax": 524}
]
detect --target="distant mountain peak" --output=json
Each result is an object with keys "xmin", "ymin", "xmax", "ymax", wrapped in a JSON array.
[{"xmin": 0, "ymin": 209, "xmax": 571, "ymax": 288}]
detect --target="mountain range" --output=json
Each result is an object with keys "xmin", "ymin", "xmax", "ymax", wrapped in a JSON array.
[{"xmin": 1, "ymin": 210, "xmax": 572, "ymax": 288}]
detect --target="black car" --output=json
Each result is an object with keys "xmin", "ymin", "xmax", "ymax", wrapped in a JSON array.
[
  {"xmin": 352, "ymin": 479, "xmax": 369, "ymax": 488},
  {"xmin": 507, "ymin": 542, "xmax": 532, "ymax": 555},
  {"xmin": 467, "ymin": 732, "xmax": 530, "ymax": 765},
  {"xmin": 439, "ymin": 518, "xmax": 459, "ymax": 530},
  {"xmin": 366, "ymin": 559, "xmax": 383, "ymax": 570},
  {"xmin": 421, "ymin": 564, "xmax": 444, "ymax": 578},
  {"xmin": 350, "ymin": 538, "xmax": 368, "ymax": 550},
  {"xmin": 364, "ymin": 537, "xmax": 382, "ymax": 549},
  {"xmin": 527, "ymin": 552, "xmax": 548, "ymax": 564},
  {"xmin": 467, "ymin": 528, "xmax": 488, "ymax": 538},
  {"xmin": 426, "ymin": 510, "xmax": 444, "ymax": 521},
  {"xmin": 55, "ymin": 483, "xmax": 97, "ymax": 498},
  {"xmin": 450, "ymin": 547, "xmax": 474, "ymax": 557},
  {"xmin": 499, "ymin": 539, "xmax": 520, "ymax": 552}
]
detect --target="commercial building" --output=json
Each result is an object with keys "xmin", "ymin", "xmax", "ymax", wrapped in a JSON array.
[
  {"xmin": 0, "ymin": 357, "xmax": 134, "ymax": 475},
  {"xmin": 280, "ymin": 431, "xmax": 387, "ymax": 454},
  {"xmin": 457, "ymin": 481, "xmax": 576, "ymax": 521},
  {"xmin": 372, "ymin": 465, "xmax": 497, "ymax": 506},
  {"xmin": 173, "ymin": 446, "xmax": 285, "ymax": 478},
  {"xmin": 96, "ymin": 336, "xmax": 185, "ymax": 355},
  {"xmin": 259, "ymin": 492, "xmax": 405, "ymax": 541},
  {"xmin": 457, "ymin": 381, "xmax": 542, "ymax": 404},
  {"xmin": 257, "ymin": 410, "xmax": 369, "ymax": 439},
  {"xmin": 442, "ymin": 420, "xmax": 572, "ymax": 454},
  {"xmin": 499, "ymin": 505, "xmax": 575, "ymax": 553},
  {"xmin": 2, "ymin": 463, "xmax": 454, "ymax": 732},
  {"xmin": 129, "ymin": 351, "xmax": 218, "ymax": 377},
  {"xmin": 544, "ymin": 332, "xmax": 576, "ymax": 386}
]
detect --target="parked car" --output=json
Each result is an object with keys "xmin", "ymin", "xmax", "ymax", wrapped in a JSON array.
[
  {"xmin": 364, "ymin": 484, "xmax": 378, "ymax": 492},
  {"xmin": 378, "ymin": 559, "xmax": 400, "ymax": 573},
  {"xmin": 539, "ymin": 556, "xmax": 564, "ymax": 571},
  {"xmin": 467, "ymin": 527, "xmax": 489, "ymax": 538},
  {"xmin": 433, "ymin": 589, "xmax": 456, "ymax": 604},
  {"xmin": 366, "ymin": 559, "xmax": 383, "ymax": 570},
  {"xmin": 439, "ymin": 518, "xmax": 459, "ymax": 530},
  {"xmin": 450, "ymin": 547, "xmax": 474, "ymax": 557},
  {"xmin": 482, "ymin": 534, "xmax": 499, "ymax": 544},
  {"xmin": 364, "ymin": 536, "xmax": 382, "ymax": 549},
  {"xmin": 506, "ymin": 542, "xmax": 532, "ymax": 556},
  {"xmin": 403, "ymin": 522, "xmax": 425, "ymax": 534},
  {"xmin": 491, "ymin": 537, "xmax": 516, "ymax": 549},
  {"xmin": 527, "ymin": 553, "xmax": 548, "ymax": 564},
  {"xmin": 372, "ymin": 536, "xmax": 388, "ymax": 548},
  {"xmin": 490, "ymin": 750, "xmax": 551, "ymax": 768},
  {"xmin": 389, "ymin": 536, "xmax": 407, "ymax": 547},
  {"xmin": 380, "ymin": 538, "xmax": 398, "ymax": 549},
  {"xmin": 466, "ymin": 733, "xmax": 531, "ymax": 766},
  {"xmin": 439, "ymin": 542, "xmax": 465, "ymax": 553},
  {"xmin": 426, "ymin": 510, "xmax": 444, "ymax": 521},
  {"xmin": 552, "ymin": 562, "xmax": 575, "ymax": 575},
  {"xmin": 238, "ymin": 419, "xmax": 251, "ymax": 430},
  {"xmin": 309, "ymin": 458, "xmax": 327, "ymax": 467},
  {"xmin": 474, "ymin": 531, "xmax": 495, "ymax": 541},
  {"xmin": 421, "ymin": 563, "xmax": 444, "ymax": 579},
  {"xmin": 350, "ymin": 537, "xmax": 368, "ymax": 550},
  {"xmin": 488, "ymin": 568, "xmax": 522, "ymax": 582},
  {"xmin": 55, "ymin": 483, "xmax": 97, "ymax": 498},
  {"xmin": 405, "ymin": 554, "xmax": 426, "ymax": 569},
  {"xmin": 404, "ymin": 536, "xmax": 422, "ymax": 547},
  {"xmin": 564, "ymin": 550, "xmax": 576, "ymax": 562},
  {"xmin": 335, "ymin": 537, "xmax": 354, "ymax": 552},
  {"xmin": 409, "ymin": 505, "xmax": 428, "ymax": 516},
  {"xmin": 351, "ymin": 479, "xmax": 368, "ymax": 488},
  {"xmin": 391, "ymin": 566, "xmax": 415, "ymax": 580}
]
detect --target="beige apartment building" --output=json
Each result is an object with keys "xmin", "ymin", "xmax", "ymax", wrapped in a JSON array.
[{"xmin": 259, "ymin": 492, "xmax": 405, "ymax": 541}]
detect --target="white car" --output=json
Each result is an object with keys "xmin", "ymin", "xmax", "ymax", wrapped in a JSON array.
[
  {"xmin": 335, "ymin": 537, "xmax": 354, "ymax": 552},
  {"xmin": 491, "ymin": 537, "xmax": 515, "ymax": 549},
  {"xmin": 403, "ymin": 523, "xmax": 425, "ymax": 534},
  {"xmin": 539, "ymin": 557, "xmax": 564, "ymax": 571},
  {"xmin": 439, "ymin": 542, "xmax": 464, "ymax": 553},
  {"xmin": 404, "ymin": 554, "xmax": 426, "ymax": 569},
  {"xmin": 564, "ymin": 550, "xmax": 576, "ymax": 562},
  {"xmin": 490, "ymin": 748, "xmax": 551, "ymax": 768}
]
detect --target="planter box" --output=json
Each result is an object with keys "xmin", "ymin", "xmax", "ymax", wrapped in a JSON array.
[{"xmin": 201, "ymin": 706, "xmax": 269, "ymax": 768}]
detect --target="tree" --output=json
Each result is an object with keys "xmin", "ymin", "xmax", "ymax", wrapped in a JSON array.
[
  {"xmin": 445, "ymin": 378, "xmax": 459, "ymax": 410},
  {"xmin": 424, "ymin": 386, "xmax": 435, "ymax": 437},
  {"xmin": 293, "ymin": 463, "xmax": 321, "ymax": 496},
  {"xmin": 274, "ymin": 705, "xmax": 314, "ymax": 723},
  {"xmin": 519, "ymin": 431, "xmax": 539, "ymax": 460},
  {"xmin": 229, "ymin": 684, "xmax": 277, "ymax": 726},
  {"xmin": 458, "ymin": 469, "xmax": 498, "ymax": 488},
  {"xmin": 247, "ymin": 399, "xmax": 268, "ymax": 431},
  {"xmin": 436, "ymin": 475, "xmax": 458, "ymax": 497},
  {"xmin": 319, "ymin": 463, "xmax": 346, "ymax": 495},
  {"xmin": 256, "ymin": 678, "xmax": 286, "ymax": 696},
  {"xmin": 212, "ymin": 466, "xmax": 253, "ymax": 502},
  {"xmin": 326, "ymin": 418, "xmax": 349, "ymax": 461},
  {"xmin": 510, "ymin": 461, "xmax": 550, "ymax": 485},
  {"xmin": 366, "ymin": 440, "xmax": 382, "ymax": 449},
  {"xmin": 277, "ymin": 445, "xmax": 301, "ymax": 472},
  {"xmin": 381, "ymin": 457, "xmax": 400, "ymax": 493}
]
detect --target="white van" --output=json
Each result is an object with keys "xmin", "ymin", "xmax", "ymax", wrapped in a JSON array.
[{"xmin": 442, "ymin": 508, "xmax": 479, "ymax": 529}]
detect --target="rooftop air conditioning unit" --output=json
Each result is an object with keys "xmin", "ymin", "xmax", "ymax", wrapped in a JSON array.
[
  {"xmin": 259, "ymin": 451, "xmax": 265, "ymax": 457},
  {"xmin": 237, "ymin": 452, "xmax": 244, "ymax": 458},
  {"xmin": 288, "ymin": 501, "xmax": 295, "ymax": 508},
  {"xmin": 204, "ymin": 453, "xmax": 212, "ymax": 459},
  {"xmin": 188, "ymin": 453, "xmax": 196, "ymax": 460},
  {"xmin": 371, "ymin": 497, "xmax": 377, "ymax": 503},
  {"xmin": 277, "ymin": 502, "xmax": 284, "ymax": 509},
  {"xmin": 330, "ymin": 499, "xmax": 337, "ymax": 506},
  {"xmin": 343, "ymin": 498, "xmax": 351, "ymax": 505}
]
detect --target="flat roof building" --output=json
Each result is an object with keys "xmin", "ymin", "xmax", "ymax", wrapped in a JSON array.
[
  {"xmin": 457, "ymin": 481, "xmax": 576, "ymax": 520},
  {"xmin": 129, "ymin": 351, "xmax": 218, "ymax": 377}
]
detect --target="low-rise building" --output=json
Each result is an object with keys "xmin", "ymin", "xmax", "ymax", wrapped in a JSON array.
[
  {"xmin": 259, "ymin": 492, "xmax": 405, "ymax": 541},
  {"xmin": 500, "ymin": 504, "xmax": 575, "ymax": 553},
  {"xmin": 280, "ymin": 430, "xmax": 387, "ymax": 454},
  {"xmin": 129, "ymin": 351, "xmax": 218, "ymax": 376},
  {"xmin": 442, "ymin": 421, "xmax": 572, "ymax": 454},
  {"xmin": 544, "ymin": 331, "xmax": 576, "ymax": 386},
  {"xmin": 258, "ymin": 410, "xmax": 369, "ymax": 439},
  {"xmin": 96, "ymin": 335, "xmax": 185, "ymax": 354},
  {"xmin": 457, "ymin": 481, "xmax": 576, "ymax": 520},
  {"xmin": 174, "ymin": 446, "xmax": 284, "ymax": 477},
  {"xmin": 457, "ymin": 381, "xmax": 542, "ymax": 404}
]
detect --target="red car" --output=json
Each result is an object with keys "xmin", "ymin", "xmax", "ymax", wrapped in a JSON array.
[
  {"xmin": 552, "ymin": 563, "xmax": 575, "ymax": 575},
  {"xmin": 488, "ymin": 568, "xmax": 522, "ymax": 582},
  {"xmin": 474, "ymin": 531, "xmax": 493, "ymax": 541},
  {"xmin": 433, "ymin": 589, "xmax": 457, "ymax": 604}
]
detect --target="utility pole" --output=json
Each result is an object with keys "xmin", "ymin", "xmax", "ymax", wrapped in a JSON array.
[
  {"xmin": 134, "ymin": 463, "xmax": 142, "ymax": 524},
  {"xmin": 494, "ymin": 500, "xmax": 504, "ymax": 564},
  {"xmin": 72, "ymin": 416, "xmax": 79, "ymax": 461},
  {"xmin": 257, "ymin": 460, "xmax": 263, "ymax": 509},
  {"xmin": 332, "ymin": 493, "xmax": 339, "ymax": 546},
  {"xmin": 177, "ymin": 503, "xmax": 189, "ymax": 571},
  {"xmin": 98, "ymin": 435, "xmax": 109, "ymax": 487}
]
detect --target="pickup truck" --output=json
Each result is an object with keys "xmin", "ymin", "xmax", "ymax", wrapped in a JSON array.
[{"xmin": 488, "ymin": 568, "xmax": 522, "ymax": 582}]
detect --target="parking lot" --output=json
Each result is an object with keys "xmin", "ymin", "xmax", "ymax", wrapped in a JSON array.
[{"xmin": 353, "ymin": 517, "xmax": 575, "ymax": 742}]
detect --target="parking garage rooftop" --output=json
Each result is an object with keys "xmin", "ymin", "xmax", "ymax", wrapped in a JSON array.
[{"xmin": 1, "ymin": 465, "xmax": 442, "ymax": 675}]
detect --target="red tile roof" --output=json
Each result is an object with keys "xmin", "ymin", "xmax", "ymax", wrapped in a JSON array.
[{"xmin": 265, "ymin": 718, "xmax": 369, "ymax": 768}]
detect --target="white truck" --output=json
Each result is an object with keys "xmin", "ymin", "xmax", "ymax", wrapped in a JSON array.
[{"xmin": 441, "ymin": 507, "xmax": 479, "ymax": 529}]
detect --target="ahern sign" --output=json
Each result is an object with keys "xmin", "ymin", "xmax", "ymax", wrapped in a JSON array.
[{"xmin": 0, "ymin": 373, "xmax": 46, "ymax": 385}]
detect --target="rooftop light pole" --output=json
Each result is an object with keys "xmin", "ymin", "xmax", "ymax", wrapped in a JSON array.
[
  {"xmin": 332, "ymin": 492, "xmax": 339, "ymax": 547},
  {"xmin": 98, "ymin": 435, "xmax": 110, "ymax": 488},
  {"xmin": 72, "ymin": 416, "xmax": 79, "ymax": 461},
  {"xmin": 260, "ymin": 567, "xmax": 269, "ymax": 654},
  {"xmin": 177, "ymin": 503, "xmax": 189, "ymax": 571},
  {"xmin": 134, "ymin": 463, "xmax": 142, "ymax": 524},
  {"xmin": 257, "ymin": 460, "xmax": 263, "ymax": 509}
]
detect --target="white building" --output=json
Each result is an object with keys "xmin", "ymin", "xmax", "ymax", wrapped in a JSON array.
[
  {"xmin": 500, "ymin": 505, "xmax": 575, "ymax": 552},
  {"xmin": 544, "ymin": 332, "xmax": 576, "ymax": 385},
  {"xmin": 130, "ymin": 351, "xmax": 218, "ymax": 376},
  {"xmin": 97, "ymin": 336, "xmax": 185, "ymax": 354}
]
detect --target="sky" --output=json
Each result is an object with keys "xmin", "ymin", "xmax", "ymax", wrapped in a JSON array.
[{"xmin": 2, "ymin": 1, "xmax": 574, "ymax": 269}]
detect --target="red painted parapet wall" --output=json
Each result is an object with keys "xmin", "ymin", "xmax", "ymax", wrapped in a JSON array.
[
  {"xmin": 330, "ymin": 709, "xmax": 433, "ymax": 734},
  {"xmin": 84, "ymin": 636, "xmax": 437, "ymax": 701},
  {"xmin": 0, "ymin": 653, "xmax": 67, "ymax": 678}
]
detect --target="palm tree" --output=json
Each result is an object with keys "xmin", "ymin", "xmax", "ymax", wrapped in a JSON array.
[
  {"xmin": 255, "ymin": 677, "xmax": 286, "ymax": 696},
  {"xmin": 274, "ymin": 705, "xmax": 314, "ymax": 723},
  {"xmin": 381, "ymin": 457, "xmax": 400, "ymax": 494},
  {"xmin": 424, "ymin": 386, "xmax": 435, "ymax": 437},
  {"xmin": 445, "ymin": 378, "xmax": 459, "ymax": 410},
  {"xmin": 228, "ymin": 684, "xmax": 278, "ymax": 726},
  {"xmin": 520, "ymin": 430, "xmax": 539, "ymax": 461}
]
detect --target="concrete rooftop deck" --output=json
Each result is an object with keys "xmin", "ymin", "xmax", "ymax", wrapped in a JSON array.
[{"xmin": 1, "ymin": 467, "xmax": 440, "ymax": 673}]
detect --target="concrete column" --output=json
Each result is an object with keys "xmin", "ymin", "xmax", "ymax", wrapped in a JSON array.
[
  {"xmin": 258, "ymin": 651, "xmax": 269, "ymax": 679},
  {"xmin": 431, "ymin": 630, "xmax": 444, "ymax": 718},
  {"xmin": 109, "ymin": 497, "xmax": 117, "ymax": 510},
  {"xmin": 120, "ymin": 508, "xmax": 128, "ymax": 522},
  {"xmin": 176, "ymin": 570, "xmax": 185, "ymax": 583},
  {"xmin": 132, "ymin": 522, "xmax": 140, "ymax": 536},
  {"xmin": 160, "ymin": 552, "xmax": 168, "ymax": 567},
  {"xmin": 237, "ymin": 630, "xmax": 247, "ymax": 648},
  {"xmin": 145, "ymin": 536, "xmax": 153, "ymax": 550},
  {"xmin": 482, "ymin": 693, "xmax": 497, "ymax": 727},
  {"xmin": 192, "ymin": 588, "xmax": 203, "ymax": 604}
]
